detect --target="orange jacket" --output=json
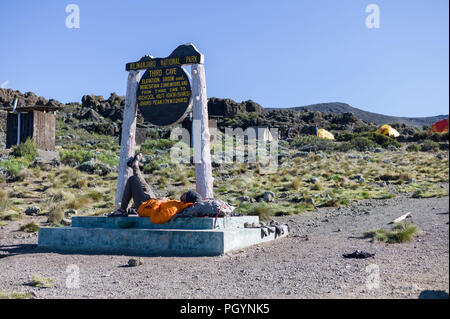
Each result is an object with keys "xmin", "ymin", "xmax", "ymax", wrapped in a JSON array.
[{"xmin": 137, "ymin": 198, "xmax": 194, "ymax": 224}]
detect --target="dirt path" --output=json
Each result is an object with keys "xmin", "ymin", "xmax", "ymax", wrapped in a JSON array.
[{"xmin": 0, "ymin": 194, "xmax": 448, "ymax": 299}]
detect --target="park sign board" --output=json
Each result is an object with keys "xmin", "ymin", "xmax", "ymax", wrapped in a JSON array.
[
  {"xmin": 128, "ymin": 44, "xmax": 203, "ymax": 126},
  {"xmin": 136, "ymin": 65, "xmax": 191, "ymax": 126},
  {"xmin": 126, "ymin": 44, "xmax": 204, "ymax": 71}
]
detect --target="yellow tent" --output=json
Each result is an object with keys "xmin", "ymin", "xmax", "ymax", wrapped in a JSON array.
[
  {"xmin": 317, "ymin": 129, "xmax": 335, "ymax": 140},
  {"xmin": 376, "ymin": 124, "xmax": 400, "ymax": 138}
]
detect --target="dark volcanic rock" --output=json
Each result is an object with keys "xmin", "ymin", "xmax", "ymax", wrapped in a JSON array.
[{"xmin": 208, "ymin": 97, "xmax": 266, "ymax": 117}]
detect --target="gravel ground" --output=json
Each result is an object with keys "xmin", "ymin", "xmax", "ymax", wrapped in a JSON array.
[{"xmin": 0, "ymin": 193, "xmax": 448, "ymax": 299}]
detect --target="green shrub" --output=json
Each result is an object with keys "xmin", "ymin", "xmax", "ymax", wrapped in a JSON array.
[
  {"xmin": 290, "ymin": 135, "xmax": 336, "ymax": 152},
  {"xmin": 140, "ymin": 139, "xmax": 176, "ymax": 154},
  {"xmin": 406, "ymin": 144, "xmax": 420, "ymax": 152},
  {"xmin": 10, "ymin": 138, "xmax": 39, "ymax": 161},
  {"xmin": 86, "ymin": 191, "xmax": 102, "ymax": 202},
  {"xmin": 363, "ymin": 222, "xmax": 419, "ymax": 243},
  {"xmin": 94, "ymin": 151, "xmax": 119, "ymax": 167},
  {"xmin": 28, "ymin": 275, "xmax": 54, "ymax": 288},
  {"xmin": 336, "ymin": 131, "xmax": 400, "ymax": 150},
  {"xmin": 246, "ymin": 202, "xmax": 273, "ymax": 221},
  {"xmin": 20, "ymin": 222, "xmax": 40, "ymax": 233},
  {"xmin": 412, "ymin": 131, "xmax": 429, "ymax": 142},
  {"xmin": 428, "ymin": 132, "xmax": 447, "ymax": 142},
  {"xmin": 60, "ymin": 150, "xmax": 95, "ymax": 165},
  {"xmin": 368, "ymin": 132, "xmax": 401, "ymax": 148},
  {"xmin": 47, "ymin": 205, "xmax": 64, "ymax": 224},
  {"xmin": 142, "ymin": 157, "xmax": 172, "ymax": 174},
  {"xmin": 420, "ymin": 140, "xmax": 439, "ymax": 152},
  {"xmin": 0, "ymin": 190, "xmax": 9, "ymax": 213},
  {"xmin": 349, "ymin": 136, "xmax": 376, "ymax": 151},
  {"xmin": 0, "ymin": 158, "xmax": 30, "ymax": 177},
  {"xmin": 0, "ymin": 291, "xmax": 34, "ymax": 299}
]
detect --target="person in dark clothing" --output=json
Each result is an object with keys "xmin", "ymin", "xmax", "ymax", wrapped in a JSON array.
[{"xmin": 109, "ymin": 152, "xmax": 201, "ymax": 217}]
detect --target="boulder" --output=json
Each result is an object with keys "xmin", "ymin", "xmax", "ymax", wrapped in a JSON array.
[
  {"xmin": 263, "ymin": 191, "xmax": 275, "ymax": 203},
  {"xmin": 25, "ymin": 206, "xmax": 40, "ymax": 216},
  {"xmin": 77, "ymin": 160, "xmax": 111, "ymax": 176},
  {"xmin": 64, "ymin": 209, "xmax": 77, "ymax": 217}
]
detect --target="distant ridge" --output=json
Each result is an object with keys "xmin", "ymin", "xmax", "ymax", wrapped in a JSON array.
[{"xmin": 267, "ymin": 102, "xmax": 448, "ymax": 128}]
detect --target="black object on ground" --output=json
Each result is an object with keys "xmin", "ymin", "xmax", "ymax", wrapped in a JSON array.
[{"xmin": 342, "ymin": 250, "xmax": 375, "ymax": 259}]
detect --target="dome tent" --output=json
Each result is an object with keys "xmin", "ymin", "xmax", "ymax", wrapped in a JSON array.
[
  {"xmin": 376, "ymin": 124, "xmax": 400, "ymax": 138},
  {"xmin": 317, "ymin": 128, "xmax": 335, "ymax": 140},
  {"xmin": 429, "ymin": 118, "xmax": 449, "ymax": 134}
]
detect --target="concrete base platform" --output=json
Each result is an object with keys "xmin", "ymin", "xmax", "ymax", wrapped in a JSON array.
[
  {"xmin": 38, "ymin": 216, "xmax": 288, "ymax": 256},
  {"xmin": 71, "ymin": 215, "xmax": 259, "ymax": 230}
]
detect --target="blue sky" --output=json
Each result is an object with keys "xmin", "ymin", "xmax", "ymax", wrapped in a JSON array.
[{"xmin": 0, "ymin": 0, "xmax": 448, "ymax": 117}]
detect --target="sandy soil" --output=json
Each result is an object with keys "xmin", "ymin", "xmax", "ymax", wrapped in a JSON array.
[{"xmin": 0, "ymin": 193, "xmax": 448, "ymax": 299}]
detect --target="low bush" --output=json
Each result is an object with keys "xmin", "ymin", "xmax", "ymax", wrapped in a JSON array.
[
  {"xmin": 406, "ymin": 143, "xmax": 420, "ymax": 152},
  {"xmin": 0, "ymin": 158, "xmax": 30, "ymax": 177},
  {"xmin": 348, "ymin": 136, "xmax": 376, "ymax": 151},
  {"xmin": 290, "ymin": 135, "xmax": 336, "ymax": 152},
  {"xmin": 140, "ymin": 139, "xmax": 176, "ymax": 154},
  {"xmin": 28, "ymin": 275, "xmax": 54, "ymax": 288},
  {"xmin": 363, "ymin": 222, "xmax": 419, "ymax": 243},
  {"xmin": 420, "ymin": 140, "xmax": 439, "ymax": 152},
  {"xmin": 336, "ymin": 131, "xmax": 400, "ymax": 150},
  {"xmin": 10, "ymin": 138, "xmax": 39, "ymax": 161},
  {"xmin": 60, "ymin": 150, "xmax": 95, "ymax": 166},
  {"xmin": 0, "ymin": 190, "xmax": 9, "ymax": 213},
  {"xmin": 238, "ymin": 202, "xmax": 273, "ymax": 221},
  {"xmin": 20, "ymin": 222, "xmax": 40, "ymax": 233}
]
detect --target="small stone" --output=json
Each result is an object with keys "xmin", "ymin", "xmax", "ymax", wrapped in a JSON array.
[
  {"xmin": 355, "ymin": 175, "xmax": 365, "ymax": 183},
  {"xmin": 128, "ymin": 258, "xmax": 143, "ymax": 267},
  {"xmin": 61, "ymin": 218, "xmax": 72, "ymax": 226},
  {"xmin": 310, "ymin": 177, "xmax": 318, "ymax": 183},
  {"xmin": 263, "ymin": 191, "xmax": 275, "ymax": 203},
  {"xmin": 64, "ymin": 209, "xmax": 77, "ymax": 217},
  {"xmin": 408, "ymin": 178, "xmax": 416, "ymax": 184},
  {"xmin": 237, "ymin": 196, "xmax": 255, "ymax": 203},
  {"xmin": 24, "ymin": 206, "xmax": 40, "ymax": 216}
]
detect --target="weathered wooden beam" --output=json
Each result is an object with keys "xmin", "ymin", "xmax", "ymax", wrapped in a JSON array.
[
  {"xmin": 191, "ymin": 64, "xmax": 214, "ymax": 199},
  {"xmin": 389, "ymin": 212, "xmax": 412, "ymax": 224},
  {"xmin": 115, "ymin": 70, "xmax": 140, "ymax": 208}
]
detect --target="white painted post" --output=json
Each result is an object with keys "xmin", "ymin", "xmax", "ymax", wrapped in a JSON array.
[
  {"xmin": 191, "ymin": 64, "xmax": 214, "ymax": 199},
  {"xmin": 12, "ymin": 99, "xmax": 21, "ymax": 145},
  {"xmin": 115, "ymin": 70, "xmax": 140, "ymax": 208}
]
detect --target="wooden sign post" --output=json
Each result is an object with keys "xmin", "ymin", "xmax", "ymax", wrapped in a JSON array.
[
  {"xmin": 115, "ymin": 70, "xmax": 140, "ymax": 208},
  {"xmin": 192, "ymin": 64, "xmax": 214, "ymax": 199},
  {"xmin": 116, "ymin": 44, "xmax": 213, "ymax": 207}
]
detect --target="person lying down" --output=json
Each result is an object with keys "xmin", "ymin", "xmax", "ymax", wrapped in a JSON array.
[{"xmin": 108, "ymin": 152, "xmax": 202, "ymax": 224}]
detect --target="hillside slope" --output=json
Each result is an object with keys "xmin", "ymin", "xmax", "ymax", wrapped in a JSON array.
[{"xmin": 269, "ymin": 102, "xmax": 448, "ymax": 128}]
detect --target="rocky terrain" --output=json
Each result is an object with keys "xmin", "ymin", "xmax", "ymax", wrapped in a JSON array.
[
  {"xmin": 270, "ymin": 102, "xmax": 449, "ymax": 128},
  {"xmin": 0, "ymin": 87, "xmax": 448, "ymax": 299},
  {"xmin": 0, "ymin": 192, "xmax": 448, "ymax": 299},
  {"xmin": 2, "ymin": 88, "xmax": 448, "ymax": 145}
]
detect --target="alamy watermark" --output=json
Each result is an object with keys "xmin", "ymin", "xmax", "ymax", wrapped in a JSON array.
[
  {"xmin": 365, "ymin": 4, "xmax": 380, "ymax": 29},
  {"xmin": 365, "ymin": 263, "xmax": 380, "ymax": 290},
  {"xmin": 169, "ymin": 124, "xmax": 279, "ymax": 174},
  {"xmin": 65, "ymin": 4, "xmax": 80, "ymax": 29},
  {"xmin": 65, "ymin": 264, "xmax": 80, "ymax": 289}
]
